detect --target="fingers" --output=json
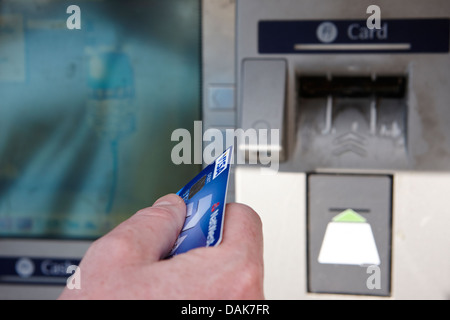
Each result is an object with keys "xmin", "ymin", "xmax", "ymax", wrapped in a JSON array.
[
  {"xmin": 156, "ymin": 203, "xmax": 264, "ymax": 299},
  {"xmin": 216, "ymin": 203, "xmax": 265, "ymax": 299},
  {"xmin": 99, "ymin": 194, "xmax": 186, "ymax": 263},
  {"xmin": 220, "ymin": 203, "xmax": 264, "ymax": 260}
]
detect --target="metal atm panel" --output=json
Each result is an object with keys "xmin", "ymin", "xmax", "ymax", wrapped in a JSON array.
[{"xmin": 203, "ymin": 0, "xmax": 450, "ymax": 299}]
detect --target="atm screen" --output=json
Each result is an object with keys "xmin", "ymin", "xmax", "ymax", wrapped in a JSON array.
[{"xmin": 0, "ymin": 0, "xmax": 201, "ymax": 239}]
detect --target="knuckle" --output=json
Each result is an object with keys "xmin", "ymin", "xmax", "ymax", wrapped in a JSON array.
[
  {"xmin": 137, "ymin": 206, "xmax": 181, "ymax": 229},
  {"xmin": 229, "ymin": 203, "xmax": 263, "ymax": 229},
  {"xmin": 234, "ymin": 269, "xmax": 263, "ymax": 299},
  {"xmin": 147, "ymin": 206, "xmax": 178, "ymax": 222},
  {"xmin": 230, "ymin": 257, "xmax": 264, "ymax": 299}
]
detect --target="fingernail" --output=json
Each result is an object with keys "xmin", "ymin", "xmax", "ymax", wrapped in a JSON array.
[
  {"xmin": 153, "ymin": 194, "xmax": 184, "ymax": 208},
  {"xmin": 153, "ymin": 201, "xmax": 172, "ymax": 207}
]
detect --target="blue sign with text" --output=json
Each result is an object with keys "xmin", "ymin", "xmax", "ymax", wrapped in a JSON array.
[{"xmin": 259, "ymin": 19, "xmax": 449, "ymax": 54}]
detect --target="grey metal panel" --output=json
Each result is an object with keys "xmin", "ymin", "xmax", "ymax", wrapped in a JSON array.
[
  {"xmin": 0, "ymin": 239, "xmax": 91, "ymax": 300},
  {"xmin": 202, "ymin": 0, "xmax": 237, "ymax": 202},
  {"xmin": 207, "ymin": 0, "xmax": 450, "ymax": 300},
  {"xmin": 308, "ymin": 174, "xmax": 392, "ymax": 296},
  {"xmin": 240, "ymin": 59, "xmax": 286, "ymax": 160},
  {"xmin": 236, "ymin": 0, "xmax": 450, "ymax": 172},
  {"xmin": 202, "ymin": 0, "xmax": 237, "ymax": 128},
  {"xmin": 0, "ymin": 285, "xmax": 64, "ymax": 300}
]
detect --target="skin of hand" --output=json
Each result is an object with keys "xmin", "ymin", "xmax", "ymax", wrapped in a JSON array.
[{"xmin": 58, "ymin": 194, "xmax": 264, "ymax": 300}]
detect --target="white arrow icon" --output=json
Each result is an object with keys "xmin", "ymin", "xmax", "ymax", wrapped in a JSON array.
[{"xmin": 318, "ymin": 209, "xmax": 380, "ymax": 266}]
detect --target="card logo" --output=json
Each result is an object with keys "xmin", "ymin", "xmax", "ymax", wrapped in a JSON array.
[
  {"xmin": 15, "ymin": 258, "xmax": 35, "ymax": 278},
  {"xmin": 206, "ymin": 209, "xmax": 219, "ymax": 247},
  {"xmin": 213, "ymin": 148, "xmax": 230, "ymax": 180},
  {"xmin": 316, "ymin": 22, "xmax": 338, "ymax": 43},
  {"xmin": 211, "ymin": 202, "xmax": 220, "ymax": 212}
]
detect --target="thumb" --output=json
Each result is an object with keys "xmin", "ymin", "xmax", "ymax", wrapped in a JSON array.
[{"xmin": 108, "ymin": 194, "xmax": 186, "ymax": 262}]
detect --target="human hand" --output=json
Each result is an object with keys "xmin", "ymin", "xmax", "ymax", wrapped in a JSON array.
[{"xmin": 58, "ymin": 194, "xmax": 264, "ymax": 300}]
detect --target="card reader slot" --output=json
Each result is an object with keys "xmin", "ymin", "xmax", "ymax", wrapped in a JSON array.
[{"xmin": 299, "ymin": 76, "xmax": 406, "ymax": 98}]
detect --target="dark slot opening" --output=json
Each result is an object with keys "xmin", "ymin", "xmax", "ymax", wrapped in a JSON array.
[{"xmin": 299, "ymin": 76, "xmax": 407, "ymax": 98}]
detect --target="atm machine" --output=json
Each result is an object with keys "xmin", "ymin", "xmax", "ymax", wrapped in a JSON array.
[
  {"xmin": 1, "ymin": 0, "xmax": 449, "ymax": 300},
  {"xmin": 203, "ymin": 0, "xmax": 450, "ymax": 299},
  {"xmin": 0, "ymin": 0, "xmax": 201, "ymax": 299}
]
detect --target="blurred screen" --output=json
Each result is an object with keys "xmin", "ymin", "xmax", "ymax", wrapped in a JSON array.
[{"xmin": 0, "ymin": 0, "xmax": 201, "ymax": 239}]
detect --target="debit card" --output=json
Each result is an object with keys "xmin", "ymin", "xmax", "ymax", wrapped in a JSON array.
[{"xmin": 168, "ymin": 146, "xmax": 233, "ymax": 257}]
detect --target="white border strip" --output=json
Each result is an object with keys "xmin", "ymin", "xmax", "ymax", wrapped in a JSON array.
[{"xmin": 294, "ymin": 43, "xmax": 411, "ymax": 51}]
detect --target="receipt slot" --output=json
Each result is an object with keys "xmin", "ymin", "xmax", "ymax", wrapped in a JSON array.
[{"xmin": 308, "ymin": 174, "xmax": 392, "ymax": 296}]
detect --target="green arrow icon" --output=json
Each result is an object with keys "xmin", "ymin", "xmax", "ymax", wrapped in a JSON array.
[{"xmin": 332, "ymin": 209, "xmax": 366, "ymax": 223}]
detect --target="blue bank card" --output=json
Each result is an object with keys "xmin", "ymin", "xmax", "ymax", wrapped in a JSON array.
[{"xmin": 168, "ymin": 146, "xmax": 233, "ymax": 257}]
